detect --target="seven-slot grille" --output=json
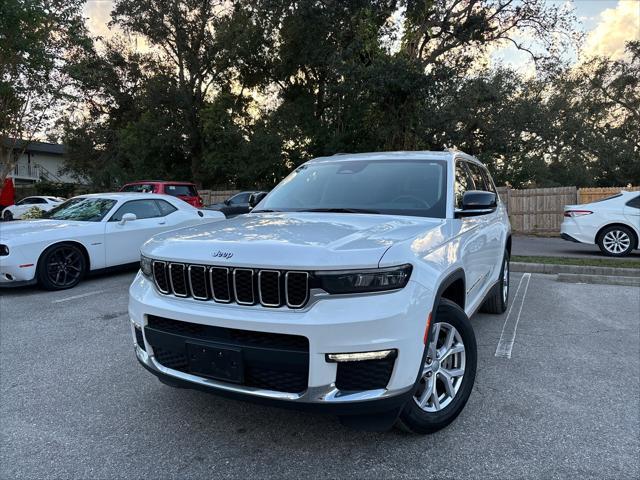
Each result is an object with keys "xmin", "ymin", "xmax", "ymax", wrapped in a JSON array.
[{"xmin": 152, "ymin": 261, "xmax": 309, "ymax": 308}]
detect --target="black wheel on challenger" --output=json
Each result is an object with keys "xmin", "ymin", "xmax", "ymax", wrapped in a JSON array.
[
  {"xmin": 37, "ymin": 243, "xmax": 87, "ymax": 290},
  {"xmin": 3, "ymin": 210, "xmax": 13, "ymax": 221},
  {"xmin": 481, "ymin": 249, "xmax": 509, "ymax": 314},
  {"xmin": 397, "ymin": 299, "xmax": 477, "ymax": 434}
]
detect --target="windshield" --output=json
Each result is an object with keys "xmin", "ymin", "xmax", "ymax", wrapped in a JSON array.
[
  {"xmin": 43, "ymin": 198, "xmax": 117, "ymax": 222},
  {"xmin": 256, "ymin": 160, "xmax": 448, "ymax": 218}
]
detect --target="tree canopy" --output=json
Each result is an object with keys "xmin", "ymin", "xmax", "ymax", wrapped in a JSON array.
[{"xmin": 18, "ymin": 0, "xmax": 640, "ymax": 189}]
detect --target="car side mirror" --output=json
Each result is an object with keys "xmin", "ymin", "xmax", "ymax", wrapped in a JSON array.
[
  {"xmin": 223, "ymin": 199, "xmax": 231, "ymax": 206},
  {"xmin": 249, "ymin": 192, "xmax": 267, "ymax": 208},
  {"xmin": 119, "ymin": 212, "xmax": 137, "ymax": 225},
  {"xmin": 457, "ymin": 191, "xmax": 497, "ymax": 217}
]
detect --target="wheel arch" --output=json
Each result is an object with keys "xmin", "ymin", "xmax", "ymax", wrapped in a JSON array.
[
  {"xmin": 434, "ymin": 268, "xmax": 466, "ymax": 312},
  {"xmin": 596, "ymin": 222, "xmax": 639, "ymax": 249},
  {"xmin": 37, "ymin": 240, "xmax": 92, "ymax": 272}
]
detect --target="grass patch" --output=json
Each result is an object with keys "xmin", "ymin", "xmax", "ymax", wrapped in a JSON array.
[{"xmin": 512, "ymin": 255, "xmax": 640, "ymax": 270}]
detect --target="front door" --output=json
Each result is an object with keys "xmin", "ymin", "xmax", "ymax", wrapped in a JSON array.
[{"xmin": 104, "ymin": 199, "xmax": 167, "ymax": 266}]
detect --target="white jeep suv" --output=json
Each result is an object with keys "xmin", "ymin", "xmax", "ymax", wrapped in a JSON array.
[{"xmin": 130, "ymin": 151, "xmax": 511, "ymax": 433}]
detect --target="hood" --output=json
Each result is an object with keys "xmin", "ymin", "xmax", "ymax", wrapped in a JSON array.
[
  {"xmin": 143, "ymin": 212, "xmax": 443, "ymax": 269},
  {"xmin": 0, "ymin": 219, "xmax": 87, "ymax": 243}
]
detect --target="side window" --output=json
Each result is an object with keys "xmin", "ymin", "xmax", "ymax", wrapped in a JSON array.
[
  {"xmin": 32, "ymin": 198, "xmax": 47, "ymax": 204},
  {"xmin": 229, "ymin": 193, "xmax": 250, "ymax": 205},
  {"xmin": 480, "ymin": 167, "xmax": 497, "ymax": 195},
  {"xmin": 626, "ymin": 194, "xmax": 640, "ymax": 209},
  {"xmin": 454, "ymin": 162, "xmax": 473, "ymax": 208},
  {"xmin": 466, "ymin": 162, "xmax": 490, "ymax": 192},
  {"xmin": 110, "ymin": 200, "xmax": 162, "ymax": 221},
  {"xmin": 156, "ymin": 200, "xmax": 178, "ymax": 216}
]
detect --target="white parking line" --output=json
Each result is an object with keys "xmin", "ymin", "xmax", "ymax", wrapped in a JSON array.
[
  {"xmin": 495, "ymin": 273, "xmax": 531, "ymax": 359},
  {"xmin": 52, "ymin": 290, "xmax": 104, "ymax": 304}
]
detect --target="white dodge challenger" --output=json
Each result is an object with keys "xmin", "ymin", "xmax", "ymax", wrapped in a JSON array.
[{"xmin": 0, "ymin": 193, "xmax": 224, "ymax": 289}]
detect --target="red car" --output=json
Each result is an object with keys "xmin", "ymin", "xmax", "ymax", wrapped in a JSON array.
[{"xmin": 119, "ymin": 181, "xmax": 204, "ymax": 208}]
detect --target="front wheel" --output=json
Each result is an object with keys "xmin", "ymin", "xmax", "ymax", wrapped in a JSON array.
[
  {"xmin": 37, "ymin": 243, "xmax": 87, "ymax": 290},
  {"xmin": 396, "ymin": 299, "xmax": 477, "ymax": 434},
  {"xmin": 3, "ymin": 210, "xmax": 13, "ymax": 221}
]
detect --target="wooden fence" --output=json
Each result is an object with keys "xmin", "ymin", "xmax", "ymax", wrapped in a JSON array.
[
  {"xmin": 199, "ymin": 189, "xmax": 240, "ymax": 206},
  {"xmin": 496, "ymin": 185, "xmax": 637, "ymax": 235},
  {"xmin": 577, "ymin": 186, "xmax": 640, "ymax": 204}
]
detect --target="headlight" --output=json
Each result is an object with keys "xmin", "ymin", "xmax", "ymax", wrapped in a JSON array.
[
  {"xmin": 314, "ymin": 264, "xmax": 412, "ymax": 294},
  {"xmin": 0, "ymin": 244, "xmax": 8, "ymax": 256},
  {"xmin": 140, "ymin": 255, "xmax": 153, "ymax": 277}
]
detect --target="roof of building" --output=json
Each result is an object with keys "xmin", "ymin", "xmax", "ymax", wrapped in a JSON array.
[{"xmin": 3, "ymin": 138, "xmax": 65, "ymax": 155}]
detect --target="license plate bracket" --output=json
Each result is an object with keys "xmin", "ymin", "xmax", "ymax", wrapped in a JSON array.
[{"xmin": 186, "ymin": 342, "xmax": 243, "ymax": 383}]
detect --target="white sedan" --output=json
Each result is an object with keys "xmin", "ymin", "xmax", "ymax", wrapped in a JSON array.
[
  {"xmin": 0, "ymin": 193, "xmax": 225, "ymax": 289},
  {"xmin": 561, "ymin": 190, "xmax": 640, "ymax": 257},
  {"xmin": 1, "ymin": 196, "xmax": 65, "ymax": 221}
]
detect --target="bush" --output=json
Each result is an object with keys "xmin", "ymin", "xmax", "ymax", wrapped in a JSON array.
[{"xmin": 21, "ymin": 206, "xmax": 45, "ymax": 219}]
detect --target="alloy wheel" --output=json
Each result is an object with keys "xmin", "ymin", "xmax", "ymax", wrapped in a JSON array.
[
  {"xmin": 46, "ymin": 247, "xmax": 83, "ymax": 287},
  {"xmin": 502, "ymin": 258, "xmax": 509, "ymax": 304},
  {"xmin": 603, "ymin": 230, "xmax": 631, "ymax": 255},
  {"xmin": 414, "ymin": 322, "xmax": 466, "ymax": 412}
]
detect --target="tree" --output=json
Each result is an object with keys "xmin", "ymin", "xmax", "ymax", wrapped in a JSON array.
[{"xmin": 0, "ymin": 0, "xmax": 89, "ymax": 184}]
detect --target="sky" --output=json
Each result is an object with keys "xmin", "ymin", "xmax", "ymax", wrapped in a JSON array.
[{"xmin": 84, "ymin": 0, "xmax": 640, "ymax": 70}]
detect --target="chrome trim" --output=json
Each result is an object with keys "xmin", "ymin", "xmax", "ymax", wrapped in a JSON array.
[
  {"xmin": 233, "ymin": 268, "xmax": 255, "ymax": 305},
  {"xmin": 136, "ymin": 345, "xmax": 411, "ymax": 403},
  {"xmin": 188, "ymin": 265, "xmax": 209, "ymax": 300},
  {"xmin": 151, "ymin": 260, "xmax": 169, "ymax": 294},
  {"xmin": 285, "ymin": 271, "xmax": 309, "ymax": 308},
  {"xmin": 209, "ymin": 267, "xmax": 232, "ymax": 303},
  {"xmin": 168, "ymin": 263, "xmax": 187, "ymax": 297},
  {"xmin": 258, "ymin": 270, "xmax": 281, "ymax": 307}
]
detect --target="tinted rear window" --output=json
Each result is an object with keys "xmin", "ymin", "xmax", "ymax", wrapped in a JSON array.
[
  {"xmin": 165, "ymin": 184, "xmax": 197, "ymax": 196},
  {"xmin": 121, "ymin": 183, "xmax": 157, "ymax": 193}
]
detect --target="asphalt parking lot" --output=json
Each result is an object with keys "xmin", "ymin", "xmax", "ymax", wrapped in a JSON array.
[{"xmin": 1, "ymin": 270, "xmax": 639, "ymax": 479}]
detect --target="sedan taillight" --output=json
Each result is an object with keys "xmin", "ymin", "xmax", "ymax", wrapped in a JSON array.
[{"xmin": 564, "ymin": 210, "xmax": 593, "ymax": 217}]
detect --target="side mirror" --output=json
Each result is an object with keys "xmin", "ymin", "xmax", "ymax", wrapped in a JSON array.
[
  {"xmin": 223, "ymin": 199, "xmax": 231, "ymax": 206},
  {"xmin": 457, "ymin": 191, "xmax": 497, "ymax": 217},
  {"xmin": 249, "ymin": 192, "xmax": 267, "ymax": 208},
  {"xmin": 119, "ymin": 212, "xmax": 137, "ymax": 225}
]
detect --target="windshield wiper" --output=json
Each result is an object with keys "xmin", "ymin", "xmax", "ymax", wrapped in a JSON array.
[
  {"xmin": 251, "ymin": 209, "xmax": 281, "ymax": 213},
  {"xmin": 296, "ymin": 208, "xmax": 380, "ymax": 214}
]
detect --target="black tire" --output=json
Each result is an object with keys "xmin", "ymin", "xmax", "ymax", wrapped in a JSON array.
[
  {"xmin": 481, "ymin": 250, "xmax": 510, "ymax": 314},
  {"xmin": 37, "ymin": 243, "xmax": 87, "ymax": 290},
  {"xmin": 597, "ymin": 225, "xmax": 637, "ymax": 257},
  {"xmin": 3, "ymin": 210, "xmax": 13, "ymax": 221},
  {"xmin": 396, "ymin": 299, "xmax": 477, "ymax": 434}
]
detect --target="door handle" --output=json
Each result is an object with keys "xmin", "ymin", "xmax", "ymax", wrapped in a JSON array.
[{"xmin": 158, "ymin": 220, "xmax": 166, "ymax": 225}]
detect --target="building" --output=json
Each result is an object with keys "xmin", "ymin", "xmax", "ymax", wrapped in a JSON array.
[{"xmin": 6, "ymin": 139, "xmax": 85, "ymax": 185}]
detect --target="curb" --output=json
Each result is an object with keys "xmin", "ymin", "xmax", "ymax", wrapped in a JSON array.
[
  {"xmin": 556, "ymin": 273, "xmax": 640, "ymax": 287},
  {"xmin": 511, "ymin": 262, "xmax": 640, "ymax": 277}
]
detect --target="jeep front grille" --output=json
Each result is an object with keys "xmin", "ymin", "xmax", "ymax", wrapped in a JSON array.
[{"xmin": 152, "ymin": 261, "xmax": 310, "ymax": 309}]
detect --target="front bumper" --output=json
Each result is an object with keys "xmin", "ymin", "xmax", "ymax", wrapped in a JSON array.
[
  {"xmin": 0, "ymin": 247, "xmax": 37, "ymax": 285},
  {"xmin": 129, "ymin": 272, "xmax": 433, "ymax": 412}
]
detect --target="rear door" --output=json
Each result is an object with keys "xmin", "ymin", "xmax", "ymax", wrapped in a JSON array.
[
  {"xmin": 624, "ymin": 194, "xmax": 640, "ymax": 235},
  {"xmin": 104, "ymin": 199, "xmax": 167, "ymax": 266}
]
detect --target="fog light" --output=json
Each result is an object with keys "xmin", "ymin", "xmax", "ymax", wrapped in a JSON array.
[{"xmin": 326, "ymin": 349, "xmax": 397, "ymax": 363}]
